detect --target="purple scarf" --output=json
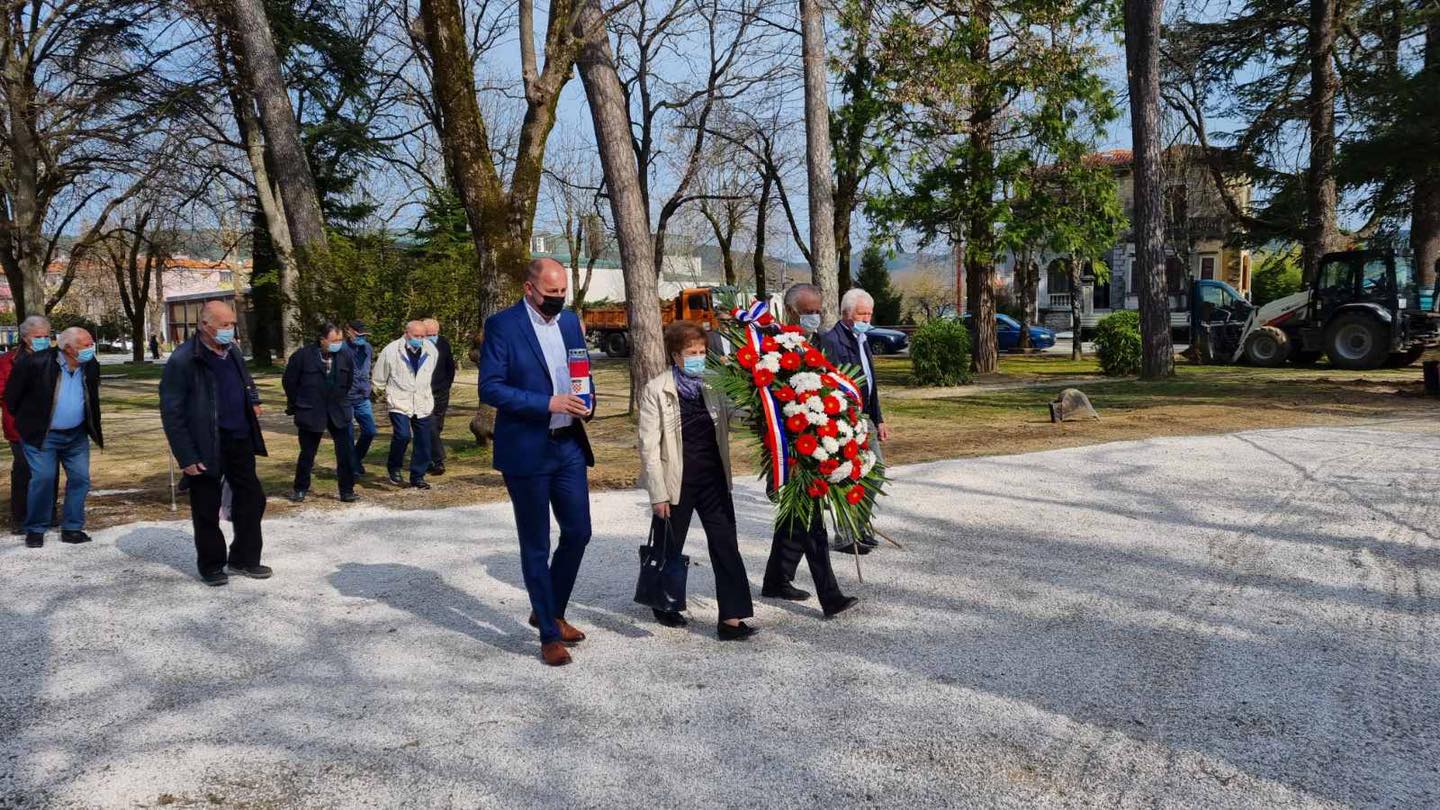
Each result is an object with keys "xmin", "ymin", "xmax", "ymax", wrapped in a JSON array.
[{"xmin": 672, "ymin": 366, "xmax": 703, "ymax": 401}]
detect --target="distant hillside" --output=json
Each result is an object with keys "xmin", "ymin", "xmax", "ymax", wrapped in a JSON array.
[{"xmin": 55, "ymin": 228, "xmax": 250, "ymax": 261}]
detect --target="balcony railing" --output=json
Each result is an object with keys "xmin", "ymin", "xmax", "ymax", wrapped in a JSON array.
[{"xmin": 1047, "ymin": 293, "xmax": 1072, "ymax": 309}]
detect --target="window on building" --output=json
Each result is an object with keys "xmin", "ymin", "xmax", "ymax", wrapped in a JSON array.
[{"xmin": 1200, "ymin": 255, "xmax": 1216, "ymax": 280}]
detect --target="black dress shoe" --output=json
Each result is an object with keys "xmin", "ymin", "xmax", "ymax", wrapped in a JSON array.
[
  {"xmin": 835, "ymin": 542, "xmax": 871, "ymax": 555},
  {"xmin": 717, "ymin": 621, "xmax": 758, "ymax": 641},
  {"xmin": 858, "ymin": 535, "xmax": 880, "ymax": 548},
  {"xmin": 355, "ymin": 464, "xmax": 368, "ymax": 477},
  {"xmin": 60, "ymin": 530, "xmax": 92, "ymax": 544},
  {"xmin": 286, "ymin": 489, "xmax": 307, "ymax": 503},
  {"xmin": 340, "ymin": 492, "xmax": 361, "ymax": 503},
  {"xmin": 410, "ymin": 479, "xmax": 431, "ymax": 490},
  {"xmin": 652, "ymin": 609, "xmax": 688, "ymax": 627},
  {"xmin": 823, "ymin": 596, "xmax": 861, "ymax": 618},
  {"xmin": 760, "ymin": 583, "xmax": 811, "ymax": 601},
  {"xmin": 429, "ymin": 462, "xmax": 446, "ymax": 476},
  {"xmin": 226, "ymin": 563, "xmax": 273, "ymax": 579},
  {"xmin": 387, "ymin": 469, "xmax": 404, "ymax": 485},
  {"xmin": 201, "ymin": 569, "xmax": 229, "ymax": 586},
  {"xmin": 24, "ymin": 532, "xmax": 43, "ymax": 548}
]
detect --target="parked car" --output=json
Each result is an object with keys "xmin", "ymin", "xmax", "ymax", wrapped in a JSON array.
[
  {"xmin": 864, "ymin": 326, "xmax": 909, "ymax": 355},
  {"xmin": 960, "ymin": 312, "xmax": 1056, "ymax": 351}
]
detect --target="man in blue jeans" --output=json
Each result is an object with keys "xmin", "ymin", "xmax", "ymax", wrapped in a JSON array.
[
  {"xmin": 344, "ymin": 320, "xmax": 378, "ymax": 475},
  {"xmin": 3, "ymin": 327, "xmax": 103, "ymax": 548}
]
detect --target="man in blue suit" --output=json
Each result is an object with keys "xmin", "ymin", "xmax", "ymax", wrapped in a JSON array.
[{"xmin": 479, "ymin": 258, "xmax": 595, "ymax": 667}]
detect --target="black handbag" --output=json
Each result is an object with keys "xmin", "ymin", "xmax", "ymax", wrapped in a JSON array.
[{"xmin": 634, "ymin": 517, "xmax": 688, "ymax": 612}]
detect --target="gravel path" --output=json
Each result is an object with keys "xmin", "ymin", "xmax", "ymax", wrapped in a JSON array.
[{"xmin": 3, "ymin": 422, "xmax": 1439, "ymax": 808}]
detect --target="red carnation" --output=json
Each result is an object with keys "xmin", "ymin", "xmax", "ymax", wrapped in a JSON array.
[
  {"xmin": 795, "ymin": 434, "xmax": 818, "ymax": 456},
  {"xmin": 761, "ymin": 335, "xmax": 779, "ymax": 353},
  {"xmin": 846, "ymin": 485, "xmax": 865, "ymax": 505},
  {"xmin": 779, "ymin": 351, "xmax": 802, "ymax": 371},
  {"xmin": 781, "ymin": 324, "xmax": 804, "ymax": 334},
  {"xmin": 758, "ymin": 312, "xmax": 775, "ymax": 327},
  {"xmin": 753, "ymin": 368, "xmax": 775, "ymax": 387},
  {"xmin": 850, "ymin": 460, "xmax": 863, "ymax": 481},
  {"xmin": 807, "ymin": 479, "xmax": 830, "ymax": 498},
  {"xmin": 860, "ymin": 436, "xmax": 870, "ymax": 449},
  {"xmin": 774, "ymin": 385, "xmax": 797, "ymax": 402},
  {"xmin": 786, "ymin": 412, "xmax": 810, "ymax": 433},
  {"xmin": 823, "ymin": 397, "xmax": 842, "ymax": 415},
  {"xmin": 818, "ymin": 420, "xmax": 839, "ymax": 438},
  {"xmin": 820, "ymin": 374, "xmax": 837, "ymax": 389},
  {"xmin": 736, "ymin": 346, "xmax": 758, "ymax": 369},
  {"xmin": 804, "ymin": 349, "xmax": 827, "ymax": 368},
  {"xmin": 843, "ymin": 440, "xmax": 859, "ymax": 460},
  {"xmin": 819, "ymin": 458, "xmax": 840, "ymax": 475}
]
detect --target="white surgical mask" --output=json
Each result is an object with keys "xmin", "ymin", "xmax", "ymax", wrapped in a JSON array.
[
  {"xmin": 798, "ymin": 313, "xmax": 822, "ymax": 333},
  {"xmin": 215, "ymin": 327, "xmax": 235, "ymax": 345}
]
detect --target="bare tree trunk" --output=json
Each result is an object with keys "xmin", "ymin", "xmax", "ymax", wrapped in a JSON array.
[
  {"xmin": 228, "ymin": 0, "xmax": 327, "ymax": 344},
  {"xmin": 754, "ymin": 170, "xmax": 773, "ymax": 299},
  {"xmin": 1070, "ymin": 257, "xmax": 1083, "ymax": 360},
  {"xmin": 1301, "ymin": 0, "xmax": 1342, "ymax": 284},
  {"xmin": 799, "ymin": 0, "xmax": 839, "ymax": 326},
  {"xmin": 575, "ymin": 0, "xmax": 665, "ymax": 413},
  {"xmin": 1015, "ymin": 250, "xmax": 1033, "ymax": 351},
  {"xmin": 1413, "ymin": 19, "xmax": 1440, "ymax": 289},
  {"xmin": 1125, "ymin": 0, "xmax": 1174, "ymax": 378},
  {"xmin": 965, "ymin": 0, "xmax": 998, "ymax": 374},
  {"xmin": 3, "ymin": 70, "xmax": 43, "ymax": 318}
]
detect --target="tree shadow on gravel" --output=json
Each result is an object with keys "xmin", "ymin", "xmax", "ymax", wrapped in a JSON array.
[
  {"xmin": 113, "ymin": 526, "xmax": 201, "ymax": 581},
  {"xmin": 328, "ymin": 562, "xmax": 532, "ymax": 657}
]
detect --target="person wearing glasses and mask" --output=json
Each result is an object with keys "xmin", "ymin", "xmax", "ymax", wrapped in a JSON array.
[
  {"xmin": 4, "ymin": 325, "xmax": 103, "ymax": 549},
  {"xmin": 371, "ymin": 320, "xmax": 438, "ymax": 489},
  {"xmin": 636, "ymin": 321, "xmax": 757, "ymax": 640},
  {"xmin": 0, "ymin": 316, "xmax": 58, "ymax": 535},
  {"xmin": 820, "ymin": 288, "xmax": 890, "ymax": 554},
  {"xmin": 159, "ymin": 301, "xmax": 269, "ymax": 586},
  {"xmin": 282, "ymin": 323, "xmax": 358, "ymax": 504}
]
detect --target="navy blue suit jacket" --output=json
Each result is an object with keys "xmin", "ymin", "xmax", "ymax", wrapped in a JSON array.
[
  {"xmin": 478, "ymin": 301, "xmax": 595, "ymax": 475},
  {"xmin": 819, "ymin": 323, "xmax": 883, "ymax": 424}
]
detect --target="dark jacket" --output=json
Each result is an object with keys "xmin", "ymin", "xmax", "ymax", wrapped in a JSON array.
[
  {"xmin": 430, "ymin": 335, "xmax": 457, "ymax": 397},
  {"xmin": 159, "ymin": 333, "xmax": 267, "ymax": 476},
  {"xmin": 478, "ymin": 301, "xmax": 595, "ymax": 474},
  {"xmin": 3, "ymin": 348, "xmax": 103, "ymax": 448},
  {"xmin": 282, "ymin": 344, "xmax": 355, "ymax": 433},
  {"xmin": 347, "ymin": 339, "xmax": 373, "ymax": 405},
  {"xmin": 819, "ymin": 323, "xmax": 883, "ymax": 424}
]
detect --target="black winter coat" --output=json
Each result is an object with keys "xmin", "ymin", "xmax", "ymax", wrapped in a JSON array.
[
  {"xmin": 159, "ymin": 333, "xmax": 267, "ymax": 476},
  {"xmin": 282, "ymin": 344, "xmax": 354, "ymax": 433}
]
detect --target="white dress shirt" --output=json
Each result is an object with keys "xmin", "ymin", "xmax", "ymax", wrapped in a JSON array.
[{"xmin": 527, "ymin": 300, "xmax": 573, "ymax": 429}]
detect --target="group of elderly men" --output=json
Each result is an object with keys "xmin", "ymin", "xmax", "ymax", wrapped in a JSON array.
[{"xmin": 3, "ymin": 277, "xmax": 892, "ymax": 666}]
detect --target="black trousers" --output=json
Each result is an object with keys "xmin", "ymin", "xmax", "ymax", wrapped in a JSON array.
[
  {"xmin": 294, "ymin": 421, "xmax": 356, "ymax": 495},
  {"xmin": 651, "ymin": 469, "xmax": 754, "ymax": 621},
  {"xmin": 763, "ymin": 501, "xmax": 844, "ymax": 609},
  {"xmin": 429, "ymin": 391, "xmax": 450, "ymax": 465},
  {"xmin": 9, "ymin": 441, "xmax": 55, "ymax": 530},
  {"xmin": 188, "ymin": 436, "xmax": 267, "ymax": 574}
]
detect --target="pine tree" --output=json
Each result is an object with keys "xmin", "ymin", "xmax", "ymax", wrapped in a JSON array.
[{"xmin": 855, "ymin": 243, "xmax": 903, "ymax": 324}]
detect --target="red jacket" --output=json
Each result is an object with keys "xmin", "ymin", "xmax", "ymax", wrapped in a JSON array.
[{"xmin": 0, "ymin": 348, "xmax": 19, "ymax": 443}]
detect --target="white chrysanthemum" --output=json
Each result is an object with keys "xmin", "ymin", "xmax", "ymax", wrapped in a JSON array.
[
  {"xmin": 806, "ymin": 411, "xmax": 827, "ymax": 426},
  {"xmin": 782, "ymin": 403, "xmax": 805, "ymax": 418},
  {"xmin": 821, "ymin": 436, "xmax": 840, "ymax": 454},
  {"xmin": 828, "ymin": 466, "xmax": 851, "ymax": 484},
  {"xmin": 811, "ymin": 446, "xmax": 830, "ymax": 461},
  {"xmin": 775, "ymin": 333, "xmax": 806, "ymax": 349},
  {"xmin": 790, "ymin": 372, "xmax": 822, "ymax": 393},
  {"xmin": 853, "ymin": 421, "xmax": 868, "ymax": 440},
  {"xmin": 860, "ymin": 453, "xmax": 876, "ymax": 477},
  {"xmin": 805, "ymin": 395, "xmax": 825, "ymax": 413},
  {"xmin": 758, "ymin": 354, "xmax": 781, "ymax": 373},
  {"xmin": 837, "ymin": 421, "xmax": 854, "ymax": 440}
]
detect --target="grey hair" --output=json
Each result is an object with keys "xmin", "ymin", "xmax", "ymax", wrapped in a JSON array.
[
  {"xmin": 783, "ymin": 283, "xmax": 820, "ymax": 314},
  {"xmin": 840, "ymin": 288, "xmax": 875, "ymax": 317},
  {"xmin": 57, "ymin": 326, "xmax": 91, "ymax": 350},
  {"xmin": 19, "ymin": 315, "xmax": 50, "ymax": 338}
]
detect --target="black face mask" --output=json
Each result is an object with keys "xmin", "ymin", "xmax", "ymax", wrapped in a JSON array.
[{"xmin": 536, "ymin": 295, "xmax": 566, "ymax": 318}]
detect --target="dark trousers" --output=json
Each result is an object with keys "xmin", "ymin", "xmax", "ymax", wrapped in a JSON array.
[
  {"xmin": 502, "ymin": 436, "xmax": 591, "ymax": 644},
  {"xmin": 294, "ymin": 421, "xmax": 356, "ymax": 495},
  {"xmin": 9, "ymin": 440, "xmax": 55, "ymax": 530},
  {"xmin": 429, "ymin": 391, "xmax": 450, "ymax": 465},
  {"xmin": 188, "ymin": 436, "xmax": 266, "ymax": 575},
  {"xmin": 651, "ymin": 470, "xmax": 753, "ymax": 621},
  {"xmin": 763, "ymin": 501, "xmax": 844, "ymax": 609},
  {"xmin": 352, "ymin": 399, "xmax": 378, "ymax": 468},
  {"xmin": 386, "ymin": 412, "xmax": 432, "ymax": 482}
]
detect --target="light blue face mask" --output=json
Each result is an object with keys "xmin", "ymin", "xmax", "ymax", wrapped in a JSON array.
[
  {"xmin": 215, "ymin": 327, "xmax": 235, "ymax": 345},
  {"xmin": 425, "ymin": 335, "xmax": 438, "ymax": 344},
  {"xmin": 681, "ymin": 355, "xmax": 707, "ymax": 377},
  {"xmin": 76, "ymin": 346, "xmax": 96, "ymax": 363},
  {"xmin": 851, "ymin": 321, "xmax": 873, "ymax": 335},
  {"xmin": 29, "ymin": 336, "xmax": 50, "ymax": 352},
  {"xmin": 327, "ymin": 341, "xmax": 344, "ymax": 353},
  {"xmin": 352, "ymin": 336, "xmax": 367, "ymax": 346},
  {"xmin": 407, "ymin": 337, "xmax": 424, "ymax": 349},
  {"xmin": 799, "ymin": 313, "xmax": 822, "ymax": 333}
]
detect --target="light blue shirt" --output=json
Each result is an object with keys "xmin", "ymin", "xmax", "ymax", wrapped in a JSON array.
[
  {"xmin": 50, "ymin": 355, "xmax": 86, "ymax": 430},
  {"xmin": 526, "ymin": 301, "xmax": 572, "ymax": 429}
]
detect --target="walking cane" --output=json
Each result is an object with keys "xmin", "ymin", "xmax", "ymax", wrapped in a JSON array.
[
  {"xmin": 872, "ymin": 526, "xmax": 903, "ymax": 550},
  {"xmin": 168, "ymin": 456, "xmax": 177, "ymax": 512}
]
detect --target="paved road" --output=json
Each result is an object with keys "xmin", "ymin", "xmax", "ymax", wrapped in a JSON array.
[{"xmin": 3, "ymin": 422, "xmax": 1438, "ymax": 808}]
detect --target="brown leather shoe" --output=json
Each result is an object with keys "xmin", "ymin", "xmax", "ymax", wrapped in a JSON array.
[
  {"xmin": 528, "ymin": 613, "xmax": 587, "ymax": 645},
  {"xmin": 541, "ymin": 641, "xmax": 572, "ymax": 667}
]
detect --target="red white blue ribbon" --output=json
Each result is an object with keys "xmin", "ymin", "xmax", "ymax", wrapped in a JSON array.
[{"xmin": 735, "ymin": 302, "xmax": 790, "ymax": 489}]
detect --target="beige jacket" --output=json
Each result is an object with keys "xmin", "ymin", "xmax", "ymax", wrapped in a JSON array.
[
  {"xmin": 637, "ymin": 369, "xmax": 734, "ymax": 505},
  {"xmin": 371, "ymin": 338, "xmax": 438, "ymax": 418}
]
